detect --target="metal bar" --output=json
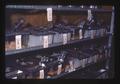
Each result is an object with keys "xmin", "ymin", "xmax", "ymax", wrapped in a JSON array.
[
  {"xmin": 108, "ymin": 6, "xmax": 114, "ymax": 48},
  {"xmin": 6, "ymin": 5, "xmax": 112, "ymax": 13},
  {"xmin": 105, "ymin": 6, "xmax": 114, "ymax": 70},
  {"xmin": 5, "ymin": 35, "xmax": 108, "ymax": 56}
]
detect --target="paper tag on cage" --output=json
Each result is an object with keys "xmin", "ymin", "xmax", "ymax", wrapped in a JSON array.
[
  {"xmin": 47, "ymin": 8, "xmax": 52, "ymax": 21},
  {"xmin": 69, "ymin": 60, "xmax": 74, "ymax": 71},
  {"xmin": 43, "ymin": 36, "xmax": 49, "ymax": 48},
  {"xmin": 79, "ymin": 60, "xmax": 82, "ymax": 67},
  {"xmin": 12, "ymin": 77, "xmax": 17, "ymax": 79},
  {"xmin": 15, "ymin": 35, "xmax": 22, "ymax": 49},
  {"xmin": 39, "ymin": 69, "xmax": 44, "ymax": 79},
  {"xmin": 63, "ymin": 34, "xmax": 67, "ymax": 44},
  {"xmin": 79, "ymin": 29, "xmax": 83, "ymax": 39},
  {"xmin": 90, "ymin": 30, "xmax": 94, "ymax": 39},
  {"xmin": 87, "ymin": 10, "xmax": 92, "ymax": 21},
  {"xmin": 57, "ymin": 64, "xmax": 62, "ymax": 75},
  {"xmin": 82, "ymin": 59, "xmax": 85, "ymax": 68}
]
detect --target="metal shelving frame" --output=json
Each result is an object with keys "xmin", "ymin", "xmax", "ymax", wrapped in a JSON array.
[
  {"xmin": 6, "ymin": 35, "xmax": 109, "ymax": 56},
  {"xmin": 5, "ymin": 5, "xmax": 114, "ymax": 79},
  {"xmin": 6, "ymin": 5, "xmax": 112, "ymax": 13},
  {"xmin": 105, "ymin": 6, "xmax": 114, "ymax": 78}
]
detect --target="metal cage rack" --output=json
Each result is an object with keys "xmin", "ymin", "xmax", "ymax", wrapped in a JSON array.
[{"xmin": 5, "ymin": 5, "xmax": 114, "ymax": 79}]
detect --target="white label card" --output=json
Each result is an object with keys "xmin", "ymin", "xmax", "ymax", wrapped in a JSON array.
[
  {"xmin": 43, "ymin": 36, "xmax": 49, "ymax": 48},
  {"xmin": 63, "ymin": 34, "xmax": 67, "ymax": 44},
  {"xmin": 69, "ymin": 60, "xmax": 74, "ymax": 71},
  {"xmin": 80, "ymin": 60, "xmax": 82, "ymax": 67},
  {"xmin": 15, "ymin": 35, "xmax": 22, "ymax": 49},
  {"xmin": 12, "ymin": 77, "xmax": 17, "ymax": 79},
  {"xmin": 91, "ymin": 30, "xmax": 94, "ymax": 39},
  {"xmin": 79, "ymin": 29, "xmax": 83, "ymax": 39},
  {"xmin": 87, "ymin": 10, "xmax": 92, "ymax": 21},
  {"xmin": 57, "ymin": 64, "xmax": 62, "ymax": 75},
  {"xmin": 82, "ymin": 59, "xmax": 85, "ymax": 68},
  {"xmin": 47, "ymin": 8, "xmax": 52, "ymax": 21},
  {"xmin": 39, "ymin": 69, "xmax": 44, "ymax": 79}
]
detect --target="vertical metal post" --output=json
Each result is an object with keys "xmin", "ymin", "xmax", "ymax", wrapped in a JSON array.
[
  {"xmin": 105, "ymin": 6, "xmax": 114, "ymax": 72},
  {"xmin": 108, "ymin": 6, "xmax": 114, "ymax": 48}
]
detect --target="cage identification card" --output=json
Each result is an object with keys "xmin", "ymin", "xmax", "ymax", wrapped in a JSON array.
[
  {"xmin": 63, "ymin": 33, "xmax": 67, "ymax": 44},
  {"xmin": 15, "ymin": 35, "xmax": 22, "ymax": 49},
  {"xmin": 39, "ymin": 69, "xmax": 44, "ymax": 79},
  {"xmin": 43, "ymin": 35, "xmax": 49, "ymax": 48},
  {"xmin": 47, "ymin": 8, "xmax": 52, "ymax": 21},
  {"xmin": 57, "ymin": 64, "xmax": 62, "ymax": 75},
  {"xmin": 79, "ymin": 29, "xmax": 83, "ymax": 39},
  {"xmin": 87, "ymin": 9, "xmax": 92, "ymax": 21}
]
